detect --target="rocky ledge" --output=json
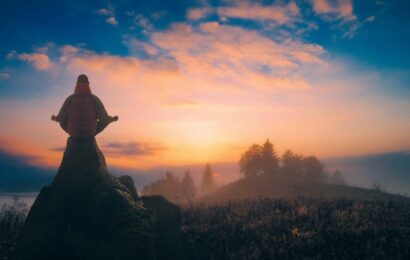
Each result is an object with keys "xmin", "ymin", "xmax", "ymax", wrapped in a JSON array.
[{"xmin": 15, "ymin": 137, "xmax": 194, "ymax": 260}]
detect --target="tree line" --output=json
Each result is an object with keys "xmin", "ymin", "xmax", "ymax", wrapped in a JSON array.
[
  {"xmin": 142, "ymin": 163, "xmax": 216, "ymax": 204},
  {"xmin": 142, "ymin": 139, "xmax": 345, "ymax": 203},
  {"xmin": 240, "ymin": 139, "xmax": 344, "ymax": 184}
]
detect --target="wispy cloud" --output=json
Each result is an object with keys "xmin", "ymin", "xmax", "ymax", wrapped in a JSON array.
[
  {"xmin": 96, "ymin": 6, "xmax": 118, "ymax": 25},
  {"xmin": 59, "ymin": 45, "xmax": 80, "ymax": 62},
  {"xmin": 0, "ymin": 72, "xmax": 10, "ymax": 80},
  {"xmin": 105, "ymin": 16, "xmax": 118, "ymax": 25},
  {"xmin": 365, "ymin": 16, "xmax": 375, "ymax": 23},
  {"xmin": 128, "ymin": 13, "xmax": 154, "ymax": 33},
  {"xmin": 310, "ymin": 0, "xmax": 364, "ymax": 39},
  {"xmin": 0, "ymin": 149, "xmax": 53, "ymax": 191},
  {"xmin": 151, "ymin": 22, "xmax": 326, "ymax": 90},
  {"xmin": 16, "ymin": 53, "xmax": 53, "ymax": 71},
  {"xmin": 124, "ymin": 37, "xmax": 158, "ymax": 56},
  {"xmin": 187, "ymin": 7, "xmax": 213, "ymax": 20},
  {"xmin": 0, "ymin": 137, "xmax": 59, "ymax": 167},
  {"xmin": 58, "ymin": 20, "xmax": 326, "ymax": 96},
  {"xmin": 96, "ymin": 8, "xmax": 114, "ymax": 16},
  {"xmin": 186, "ymin": 1, "xmax": 300, "ymax": 24},
  {"xmin": 50, "ymin": 147, "xmax": 65, "ymax": 152},
  {"xmin": 217, "ymin": 1, "xmax": 299, "ymax": 24},
  {"xmin": 103, "ymin": 142, "xmax": 167, "ymax": 157},
  {"xmin": 311, "ymin": 0, "xmax": 356, "ymax": 21}
]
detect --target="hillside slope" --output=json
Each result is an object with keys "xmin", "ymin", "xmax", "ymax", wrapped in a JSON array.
[{"xmin": 201, "ymin": 175, "xmax": 406, "ymax": 203}]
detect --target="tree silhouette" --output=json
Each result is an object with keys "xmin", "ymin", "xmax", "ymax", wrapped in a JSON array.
[
  {"xmin": 329, "ymin": 170, "xmax": 345, "ymax": 185},
  {"xmin": 261, "ymin": 139, "xmax": 279, "ymax": 175},
  {"xmin": 201, "ymin": 163, "xmax": 215, "ymax": 194},
  {"xmin": 303, "ymin": 156, "xmax": 325, "ymax": 182},
  {"xmin": 239, "ymin": 140, "xmax": 329, "ymax": 182},
  {"xmin": 239, "ymin": 144, "xmax": 263, "ymax": 178},
  {"xmin": 142, "ymin": 171, "xmax": 183, "ymax": 203},
  {"xmin": 239, "ymin": 140, "xmax": 279, "ymax": 178},
  {"xmin": 181, "ymin": 170, "xmax": 196, "ymax": 202},
  {"xmin": 281, "ymin": 150, "xmax": 303, "ymax": 179}
]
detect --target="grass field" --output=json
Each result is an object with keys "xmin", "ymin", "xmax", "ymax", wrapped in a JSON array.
[{"xmin": 182, "ymin": 197, "xmax": 410, "ymax": 259}]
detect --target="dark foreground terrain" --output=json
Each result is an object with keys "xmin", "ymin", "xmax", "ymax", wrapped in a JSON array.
[
  {"xmin": 2, "ymin": 195, "xmax": 410, "ymax": 259},
  {"xmin": 181, "ymin": 197, "xmax": 410, "ymax": 260}
]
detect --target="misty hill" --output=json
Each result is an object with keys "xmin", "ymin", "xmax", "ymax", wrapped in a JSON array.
[{"xmin": 201, "ymin": 174, "xmax": 407, "ymax": 203}]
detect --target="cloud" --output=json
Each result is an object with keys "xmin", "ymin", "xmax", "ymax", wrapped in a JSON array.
[
  {"xmin": 59, "ymin": 45, "xmax": 80, "ymax": 62},
  {"xmin": 34, "ymin": 42, "xmax": 56, "ymax": 54},
  {"xmin": 0, "ymin": 135, "xmax": 62, "ymax": 168},
  {"xmin": 105, "ymin": 17, "xmax": 118, "ymax": 25},
  {"xmin": 365, "ymin": 16, "xmax": 375, "ymax": 23},
  {"xmin": 103, "ymin": 142, "xmax": 167, "ymax": 157},
  {"xmin": 186, "ymin": 1, "xmax": 299, "ymax": 24},
  {"xmin": 311, "ymin": 0, "xmax": 356, "ymax": 21},
  {"xmin": 0, "ymin": 72, "xmax": 10, "ymax": 80},
  {"xmin": 6, "ymin": 50, "xmax": 17, "ymax": 60},
  {"xmin": 290, "ymin": 51, "xmax": 327, "ymax": 65},
  {"xmin": 61, "ymin": 19, "xmax": 326, "ymax": 96},
  {"xmin": 129, "ymin": 14, "xmax": 154, "ymax": 33},
  {"xmin": 17, "ymin": 53, "xmax": 53, "ymax": 71},
  {"xmin": 0, "ymin": 148, "xmax": 53, "ymax": 192},
  {"xmin": 96, "ymin": 8, "xmax": 114, "ymax": 16},
  {"xmin": 342, "ymin": 22, "xmax": 360, "ymax": 39},
  {"xmin": 124, "ymin": 37, "xmax": 159, "ymax": 56},
  {"xmin": 187, "ymin": 7, "xmax": 213, "ymax": 20},
  {"xmin": 150, "ymin": 22, "xmax": 326, "ymax": 90},
  {"xmin": 66, "ymin": 52, "xmax": 179, "ymax": 92},
  {"xmin": 217, "ymin": 1, "xmax": 299, "ymax": 24},
  {"xmin": 96, "ymin": 6, "xmax": 118, "ymax": 25},
  {"xmin": 50, "ymin": 147, "xmax": 65, "ymax": 152},
  {"xmin": 310, "ymin": 0, "xmax": 363, "ymax": 39}
]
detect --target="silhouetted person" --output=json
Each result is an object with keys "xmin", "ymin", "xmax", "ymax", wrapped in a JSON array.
[
  {"xmin": 51, "ymin": 74, "xmax": 118, "ymax": 137},
  {"xmin": 51, "ymin": 74, "xmax": 118, "ymax": 171}
]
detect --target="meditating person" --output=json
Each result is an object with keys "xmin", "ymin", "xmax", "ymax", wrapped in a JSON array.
[{"xmin": 51, "ymin": 74, "xmax": 118, "ymax": 137}]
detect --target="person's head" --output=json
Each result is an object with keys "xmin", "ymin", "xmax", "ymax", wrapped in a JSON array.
[{"xmin": 77, "ymin": 74, "xmax": 89, "ymax": 84}]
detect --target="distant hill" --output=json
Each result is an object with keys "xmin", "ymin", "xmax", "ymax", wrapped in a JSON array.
[
  {"xmin": 201, "ymin": 174, "xmax": 407, "ymax": 203},
  {"xmin": 325, "ymin": 151, "xmax": 410, "ymax": 195}
]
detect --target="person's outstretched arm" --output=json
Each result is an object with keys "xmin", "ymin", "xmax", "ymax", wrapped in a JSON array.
[{"xmin": 92, "ymin": 95, "xmax": 118, "ymax": 135}]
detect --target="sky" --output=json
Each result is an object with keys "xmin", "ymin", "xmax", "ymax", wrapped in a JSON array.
[{"xmin": 0, "ymin": 0, "xmax": 409, "ymax": 185}]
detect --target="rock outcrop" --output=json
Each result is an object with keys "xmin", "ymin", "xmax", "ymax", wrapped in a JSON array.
[{"xmin": 15, "ymin": 137, "xmax": 155, "ymax": 260}]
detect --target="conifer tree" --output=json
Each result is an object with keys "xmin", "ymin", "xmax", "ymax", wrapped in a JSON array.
[
  {"xmin": 261, "ymin": 139, "xmax": 279, "ymax": 175},
  {"xmin": 182, "ymin": 170, "xmax": 196, "ymax": 202},
  {"xmin": 201, "ymin": 163, "xmax": 215, "ymax": 194}
]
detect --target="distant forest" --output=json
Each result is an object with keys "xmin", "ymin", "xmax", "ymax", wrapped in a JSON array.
[{"xmin": 142, "ymin": 140, "xmax": 345, "ymax": 204}]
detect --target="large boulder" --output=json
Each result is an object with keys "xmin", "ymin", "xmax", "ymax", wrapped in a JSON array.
[{"xmin": 15, "ymin": 137, "xmax": 156, "ymax": 260}]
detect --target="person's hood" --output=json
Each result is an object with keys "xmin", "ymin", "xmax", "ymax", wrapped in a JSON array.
[{"xmin": 74, "ymin": 83, "xmax": 91, "ymax": 95}]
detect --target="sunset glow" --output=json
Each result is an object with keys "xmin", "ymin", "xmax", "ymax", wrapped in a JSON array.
[{"xmin": 1, "ymin": 0, "xmax": 409, "ymax": 177}]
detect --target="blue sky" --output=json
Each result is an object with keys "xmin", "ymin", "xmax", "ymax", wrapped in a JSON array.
[
  {"xmin": 0, "ymin": 0, "xmax": 409, "ymax": 103},
  {"xmin": 1, "ymin": 1, "xmax": 409, "ymax": 67}
]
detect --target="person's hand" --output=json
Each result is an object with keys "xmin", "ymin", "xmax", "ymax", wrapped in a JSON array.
[
  {"xmin": 51, "ymin": 115, "xmax": 58, "ymax": 121},
  {"xmin": 113, "ymin": 116, "xmax": 119, "ymax": 121}
]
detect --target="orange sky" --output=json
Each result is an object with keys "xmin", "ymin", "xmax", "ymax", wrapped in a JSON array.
[
  {"xmin": 1, "ymin": 45, "xmax": 409, "ymax": 171},
  {"xmin": 1, "ymin": 21, "xmax": 410, "ymax": 172}
]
